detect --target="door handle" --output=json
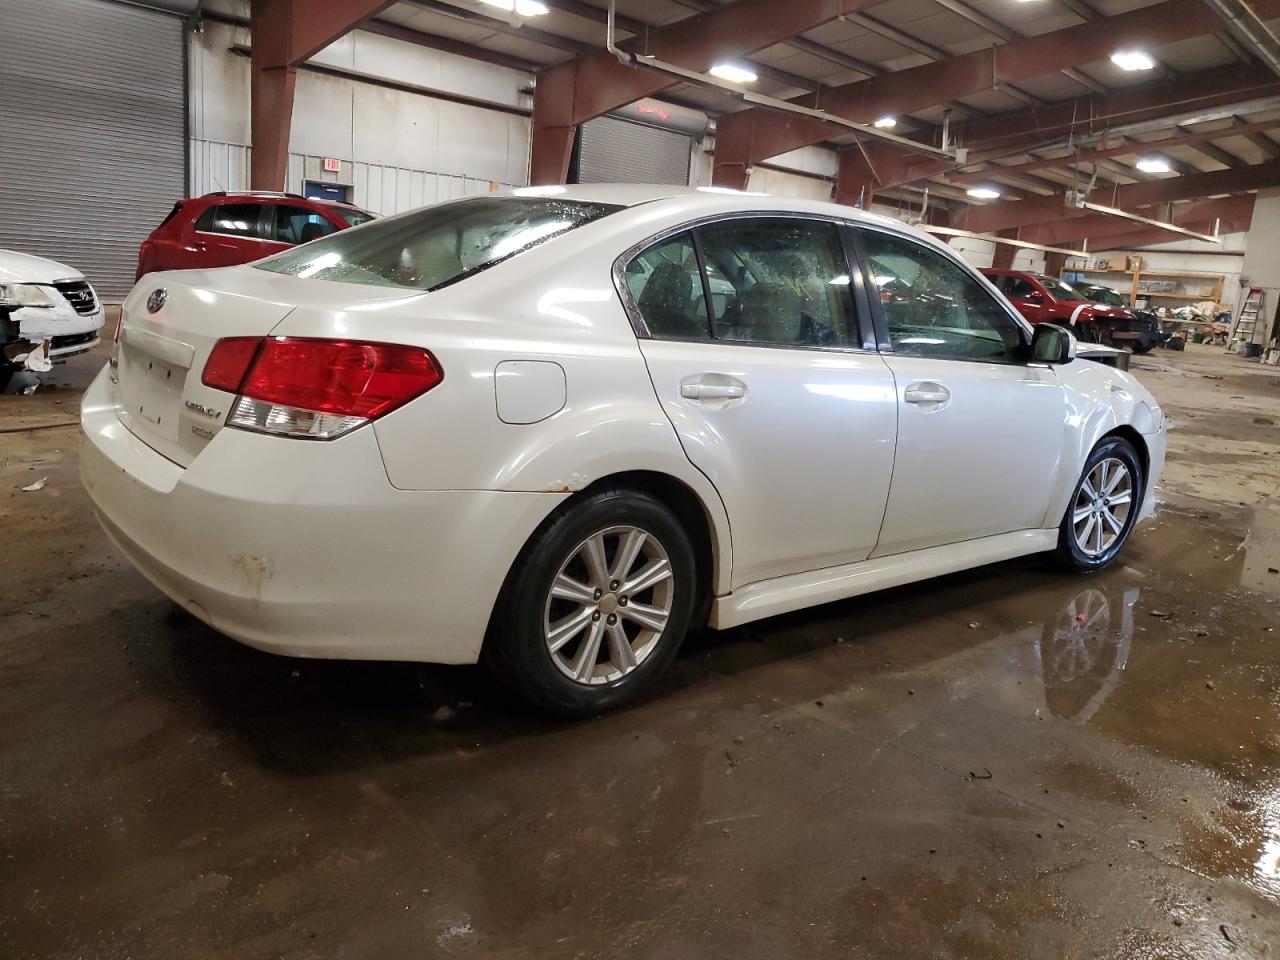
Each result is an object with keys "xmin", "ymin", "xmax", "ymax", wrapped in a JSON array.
[
  {"xmin": 903, "ymin": 381, "xmax": 951, "ymax": 405},
  {"xmin": 681, "ymin": 382, "xmax": 745, "ymax": 400}
]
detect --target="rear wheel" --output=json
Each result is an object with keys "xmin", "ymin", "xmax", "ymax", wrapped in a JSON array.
[
  {"xmin": 1055, "ymin": 437, "xmax": 1143, "ymax": 571},
  {"xmin": 485, "ymin": 487, "xmax": 697, "ymax": 717}
]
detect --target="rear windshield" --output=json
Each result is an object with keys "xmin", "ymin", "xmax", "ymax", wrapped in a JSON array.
[{"xmin": 256, "ymin": 196, "xmax": 621, "ymax": 291}]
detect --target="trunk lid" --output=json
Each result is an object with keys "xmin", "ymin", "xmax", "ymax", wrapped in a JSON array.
[{"xmin": 116, "ymin": 266, "xmax": 420, "ymax": 466}]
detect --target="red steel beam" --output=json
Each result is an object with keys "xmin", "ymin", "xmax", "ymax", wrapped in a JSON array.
[
  {"xmin": 1021, "ymin": 195, "xmax": 1255, "ymax": 244},
  {"xmin": 959, "ymin": 159, "xmax": 1280, "ymax": 233},
  {"xmin": 251, "ymin": 0, "xmax": 396, "ymax": 190},
  {"xmin": 712, "ymin": 2, "xmax": 1280, "ymax": 184},
  {"xmin": 1091, "ymin": 214, "xmax": 1252, "ymax": 249},
  {"xmin": 530, "ymin": 0, "xmax": 880, "ymax": 184}
]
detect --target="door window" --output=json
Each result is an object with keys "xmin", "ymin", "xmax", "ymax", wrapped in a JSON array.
[
  {"xmin": 695, "ymin": 218, "xmax": 856, "ymax": 348},
  {"xmin": 858, "ymin": 229, "xmax": 1026, "ymax": 362},
  {"xmin": 624, "ymin": 232, "xmax": 710, "ymax": 339},
  {"xmin": 272, "ymin": 205, "xmax": 338, "ymax": 245},
  {"xmin": 196, "ymin": 203, "xmax": 266, "ymax": 239}
]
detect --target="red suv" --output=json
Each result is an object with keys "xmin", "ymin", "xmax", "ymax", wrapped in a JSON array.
[
  {"xmin": 981, "ymin": 269, "xmax": 1131, "ymax": 339},
  {"xmin": 137, "ymin": 192, "xmax": 376, "ymax": 279}
]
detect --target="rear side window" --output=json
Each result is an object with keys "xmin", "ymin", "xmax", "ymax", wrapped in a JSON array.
[
  {"xmin": 696, "ymin": 218, "xmax": 856, "ymax": 348},
  {"xmin": 197, "ymin": 203, "xmax": 266, "ymax": 239},
  {"xmin": 256, "ymin": 196, "xmax": 620, "ymax": 290},
  {"xmin": 272, "ymin": 205, "xmax": 337, "ymax": 244},
  {"xmin": 624, "ymin": 232, "xmax": 708, "ymax": 339},
  {"xmin": 334, "ymin": 207, "xmax": 377, "ymax": 228}
]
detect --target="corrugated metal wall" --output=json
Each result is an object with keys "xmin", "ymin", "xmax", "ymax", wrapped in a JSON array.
[{"xmin": 0, "ymin": 0, "xmax": 185, "ymax": 299}]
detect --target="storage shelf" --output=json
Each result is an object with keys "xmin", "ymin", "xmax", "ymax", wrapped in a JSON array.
[{"xmin": 1141, "ymin": 291, "xmax": 1219, "ymax": 299}]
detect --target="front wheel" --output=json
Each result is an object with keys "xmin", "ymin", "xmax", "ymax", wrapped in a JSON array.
[
  {"xmin": 485, "ymin": 487, "xmax": 698, "ymax": 717},
  {"xmin": 1055, "ymin": 437, "xmax": 1144, "ymax": 571}
]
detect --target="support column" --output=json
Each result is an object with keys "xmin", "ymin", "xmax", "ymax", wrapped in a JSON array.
[
  {"xmin": 1240, "ymin": 187, "xmax": 1280, "ymax": 346},
  {"xmin": 250, "ymin": 63, "xmax": 297, "ymax": 191},
  {"xmin": 834, "ymin": 143, "xmax": 910, "ymax": 208},
  {"xmin": 1044, "ymin": 251, "xmax": 1067, "ymax": 277},
  {"xmin": 991, "ymin": 228, "xmax": 1020, "ymax": 269},
  {"xmin": 529, "ymin": 66, "xmax": 578, "ymax": 185}
]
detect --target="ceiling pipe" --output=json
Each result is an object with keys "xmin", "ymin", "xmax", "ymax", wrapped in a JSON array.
[
  {"xmin": 1078, "ymin": 200, "xmax": 1225, "ymax": 243},
  {"xmin": 922, "ymin": 225, "xmax": 1089, "ymax": 258},
  {"xmin": 1203, "ymin": 0, "xmax": 1280, "ymax": 78}
]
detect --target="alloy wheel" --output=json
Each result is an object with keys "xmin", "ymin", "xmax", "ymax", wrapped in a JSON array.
[
  {"xmin": 543, "ymin": 525, "xmax": 674, "ymax": 685},
  {"xmin": 1071, "ymin": 457, "xmax": 1134, "ymax": 557}
]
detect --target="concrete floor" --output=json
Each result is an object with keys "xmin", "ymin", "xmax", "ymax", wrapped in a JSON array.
[{"xmin": 2, "ymin": 342, "xmax": 1279, "ymax": 959}]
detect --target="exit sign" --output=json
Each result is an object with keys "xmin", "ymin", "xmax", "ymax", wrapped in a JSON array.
[{"xmin": 323, "ymin": 157, "xmax": 341, "ymax": 173}]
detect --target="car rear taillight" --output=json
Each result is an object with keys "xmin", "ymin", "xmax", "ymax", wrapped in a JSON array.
[{"xmin": 201, "ymin": 337, "xmax": 442, "ymax": 440}]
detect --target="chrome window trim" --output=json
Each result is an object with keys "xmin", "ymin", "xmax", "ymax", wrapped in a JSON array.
[{"xmin": 610, "ymin": 210, "xmax": 879, "ymax": 356}]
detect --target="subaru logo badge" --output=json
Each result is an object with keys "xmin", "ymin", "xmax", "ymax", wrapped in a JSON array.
[{"xmin": 146, "ymin": 288, "xmax": 167, "ymax": 314}]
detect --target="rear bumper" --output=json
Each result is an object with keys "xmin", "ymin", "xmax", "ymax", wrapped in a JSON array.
[{"xmin": 79, "ymin": 365, "xmax": 562, "ymax": 663}]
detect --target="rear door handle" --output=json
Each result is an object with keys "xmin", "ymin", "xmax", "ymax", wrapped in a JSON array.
[
  {"xmin": 680, "ymin": 378, "xmax": 746, "ymax": 401},
  {"xmin": 903, "ymin": 381, "xmax": 951, "ymax": 406}
]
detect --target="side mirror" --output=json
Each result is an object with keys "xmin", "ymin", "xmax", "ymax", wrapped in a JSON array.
[
  {"xmin": 1031, "ymin": 323, "xmax": 1077, "ymax": 364},
  {"xmin": 1024, "ymin": 289, "xmax": 1044, "ymax": 302}
]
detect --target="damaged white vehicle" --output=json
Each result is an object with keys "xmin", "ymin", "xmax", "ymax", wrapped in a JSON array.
[
  {"xmin": 81, "ymin": 186, "xmax": 1166, "ymax": 717},
  {"xmin": 1, "ymin": 250, "xmax": 105, "ymax": 378}
]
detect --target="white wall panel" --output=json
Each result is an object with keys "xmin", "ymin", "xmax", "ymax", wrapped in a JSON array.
[{"xmin": 746, "ymin": 166, "xmax": 833, "ymax": 202}]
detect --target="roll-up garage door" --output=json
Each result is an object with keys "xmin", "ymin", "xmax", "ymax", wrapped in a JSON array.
[
  {"xmin": 0, "ymin": 0, "xmax": 186, "ymax": 300},
  {"xmin": 577, "ymin": 116, "xmax": 691, "ymax": 186}
]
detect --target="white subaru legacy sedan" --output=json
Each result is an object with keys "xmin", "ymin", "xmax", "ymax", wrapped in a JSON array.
[{"xmin": 81, "ymin": 185, "xmax": 1165, "ymax": 716}]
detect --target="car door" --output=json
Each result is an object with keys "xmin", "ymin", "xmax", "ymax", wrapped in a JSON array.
[
  {"xmin": 1001, "ymin": 275, "xmax": 1050, "ymax": 324},
  {"xmin": 853, "ymin": 226, "xmax": 1067, "ymax": 557},
  {"xmin": 629, "ymin": 216, "xmax": 898, "ymax": 588},
  {"xmin": 191, "ymin": 202, "xmax": 273, "ymax": 268}
]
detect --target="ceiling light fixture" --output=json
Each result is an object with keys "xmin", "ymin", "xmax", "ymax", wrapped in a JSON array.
[
  {"xmin": 967, "ymin": 186, "xmax": 1001, "ymax": 200},
  {"xmin": 874, "ymin": 116, "xmax": 897, "ymax": 129},
  {"xmin": 1111, "ymin": 49, "xmax": 1155, "ymax": 71},
  {"xmin": 1135, "ymin": 156, "xmax": 1172, "ymax": 173},
  {"xmin": 709, "ymin": 63, "xmax": 758, "ymax": 84},
  {"xmin": 478, "ymin": 0, "xmax": 550, "ymax": 15}
]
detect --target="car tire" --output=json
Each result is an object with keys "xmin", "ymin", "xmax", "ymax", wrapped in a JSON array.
[
  {"xmin": 485, "ymin": 487, "xmax": 698, "ymax": 718},
  {"xmin": 1055, "ymin": 436, "xmax": 1144, "ymax": 572}
]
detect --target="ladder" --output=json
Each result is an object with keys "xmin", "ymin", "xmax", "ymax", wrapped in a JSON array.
[{"xmin": 1229, "ymin": 287, "xmax": 1264, "ymax": 349}]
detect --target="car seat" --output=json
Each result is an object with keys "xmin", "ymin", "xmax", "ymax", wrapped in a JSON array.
[{"xmin": 639, "ymin": 262, "xmax": 704, "ymax": 338}]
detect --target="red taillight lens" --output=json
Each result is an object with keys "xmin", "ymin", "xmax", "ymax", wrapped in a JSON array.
[
  {"xmin": 201, "ymin": 336, "xmax": 443, "ymax": 440},
  {"xmin": 241, "ymin": 338, "xmax": 442, "ymax": 419},
  {"xmin": 202, "ymin": 337, "xmax": 264, "ymax": 392}
]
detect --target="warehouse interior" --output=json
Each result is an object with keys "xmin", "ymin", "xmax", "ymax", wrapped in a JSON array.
[{"xmin": 3, "ymin": 0, "xmax": 1280, "ymax": 956}]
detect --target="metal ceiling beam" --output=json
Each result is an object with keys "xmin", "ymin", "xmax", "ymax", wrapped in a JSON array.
[
  {"xmin": 529, "ymin": 0, "xmax": 886, "ymax": 184},
  {"xmin": 712, "ymin": 0, "xmax": 1280, "ymax": 184},
  {"xmin": 892, "ymin": 63, "xmax": 1280, "ymax": 185},
  {"xmin": 1022, "ymin": 194, "xmax": 1255, "ymax": 242},
  {"xmin": 940, "ymin": 118, "xmax": 1280, "ymax": 182},
  {"xmin": 1091, "ymin": 214, "xmax": 1251, "ymax": 248},
  {"xmin": 928, "ymin": 0, "xmax": 1109, "ymax": 94},
  {"xmin": 359, "ymin": 18, "xmax": 541, "ymax": 71},
  {"xmin": 1234, "ymin": 115, "xmax": 1280, "ymax": 156},
  {"xmin": 1187, "ymin": 136, "xmax": 1246, "ymax": 166},
  {"xmin": 960, "ymin": 158, "xmax": 1280, "ymax": 232},
  {"xmin": 250, "ymin": 0, "xmax": 397, "ymax": 190},
  {"xmin": 1203, "ymin": 0, "xmax": 1280, "ymax": 77}
]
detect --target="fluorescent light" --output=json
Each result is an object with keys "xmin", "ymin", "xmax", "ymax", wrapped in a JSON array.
[
  {"xmin": 874, "ymin": 116, "xmax": 897, "ymax": 129},
  {"xmin": 479, "ymin": 0, "xmax": 549, "ymax": 15},
  {"xmin": 1111, "ymin": 49, "xmax": 1155, "ymax": 71},
  {"xmin": 967, "ymin": 186, "xmax": 1001, "ymax": 200},
  {"xmin": 709, "ymin": 63, "xmax": 758, "ymax": 84},
  {"xmin": 1136, "ymin": 156, "xmax": 1171, "ymax": 173}
]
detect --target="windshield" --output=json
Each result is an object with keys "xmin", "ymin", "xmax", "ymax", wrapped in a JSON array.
[
  {"xmin": 1039, "ymin": 276, "xmax": 1090, "ymax": 301},
  {"xmin": 334, "ymin": 207, "xmax": 377, "ymax": 228},
  {"xmin": 257, "ymin": 196, "xmax": 621, "ymax": 290},
  {"xmin": 1075, "ymin": 283, "xmax": 1126, "ymax": 307}
]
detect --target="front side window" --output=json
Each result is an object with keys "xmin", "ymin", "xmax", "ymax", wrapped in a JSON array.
[
  {"xmin": 334, "ymin": 207, "xmax": 377, "ymax": 228},
  {"xmin": 1039, "ymin": 276, "xmax": 1089, "ymax": 301},
  {"xmin": 694, "ymin": 218, "xmax": 857, "ymax": 348},
  {"xmin": 272, "ymin": 205, "xmax": 337, "ymax": 245},
  {"xmin": 257, "ymin": 196, "xmax": 620, "ymax": 291},
  {"xmin": 625, "ymin": 232, "xmax": 709, "ymax": 339},
  {"xmin": 197, "ymin": 203, "xmax": 265, "ymax": 239},
  {"xmin": 859, "ymin": 229, "xmax": 1026, "ymax": 362}
]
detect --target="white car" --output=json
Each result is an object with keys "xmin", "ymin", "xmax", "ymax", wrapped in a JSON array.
[
  {"xmin": 0, "ymin": 249, "xmax": 106, "ymax": 372},
  {"xmin": 80, "ymin": 185, "xmax": 1166, "ymax": 716}
]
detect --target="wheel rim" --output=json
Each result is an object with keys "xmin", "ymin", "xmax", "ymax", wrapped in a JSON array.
[
  {"xmin": 543, "ymin": 525, "xmax": 674, "ymax": 686},
  {"xmin": 1071, "ymin": 457, "xmax": 1134, "ymax": 558}
]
